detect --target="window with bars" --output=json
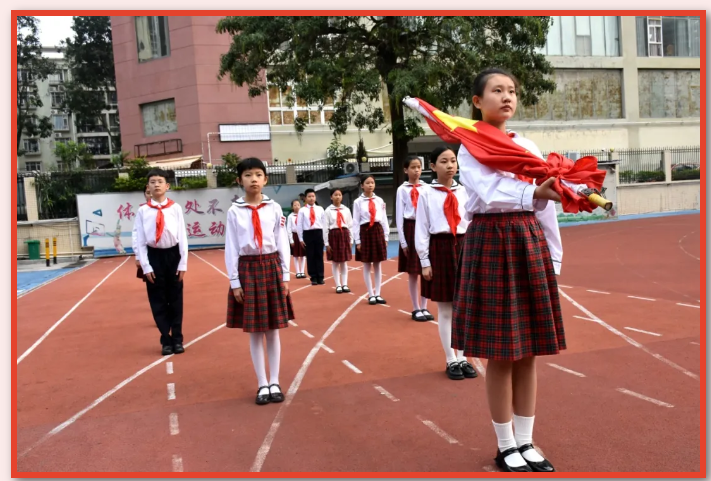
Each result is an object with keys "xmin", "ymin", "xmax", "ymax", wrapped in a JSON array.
[
  {"xmin": 538, "ymin": 16, "xmax": 620, "ymax": 57},
  {"xmin": 51, "ymin": 92, "xmax": 65, "ymax": 108},
  {"xmin": 52, "ymin": 114, "xmax": 69, "ymax": 131},
  {"xmin": 25, "ymin": 162, "xmax": 41, "ymax": 171},
  {"xmin": 636, "ymin": 16, "xmax": 701, "ymax": 57},
  {"xmin": 267, "ymin": 84, "xmax": 336, "ymax": 126},
  {"xmin": 82, "ymin": 136, "xmax": 111, "ymax": 155},
  {"xmin": 135, "ymin": 16, "xmax": 170, "ymax": 63},
  {"xmin": 23, "ymin": 139, "xmax": 40, "ymax": 154}
]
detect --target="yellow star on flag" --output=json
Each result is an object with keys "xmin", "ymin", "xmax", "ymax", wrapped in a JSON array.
[{"xmin": 433, "ymin": 110, "xmax": 478, "ymax": 133}]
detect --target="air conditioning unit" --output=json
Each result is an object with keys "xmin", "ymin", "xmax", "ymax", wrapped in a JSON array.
[
  {"xmin": 567, "ymin": 151, "xmax": 581, "ymax": 161},
  {"xmin": 54, "ymin": 133, "xmax": 62, "ymax": 138},
  {"xmin": 345, "ymin": 145, "xmax": 356, "ymax": 155},
  {"xmin": 343, "ymin": 162, "xmax": 360, "ymax": 176}
]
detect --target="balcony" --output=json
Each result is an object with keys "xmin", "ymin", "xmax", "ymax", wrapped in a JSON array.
[{"xmin": 134, "ymin": 139, "xmax": 183, "ymax": 158}]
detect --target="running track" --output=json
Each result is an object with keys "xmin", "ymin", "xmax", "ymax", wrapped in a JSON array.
[{"xmin": 14, "ymin": 214, "xmax": 702, "ymax": 474}]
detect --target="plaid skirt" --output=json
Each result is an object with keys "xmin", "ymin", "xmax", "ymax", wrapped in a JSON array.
[
  {"xmin": 355, "ymin": 223, "xmax": 388, "ymax": 263},
  {"xmin": 451, "ymin": 212, "xmax": 565, "ymax": 361},
  {"xmin": 420, "ymin": 233, "xmax": 464, "ymax": 302},
  {"xmin": 226, "ymin": 252, "xmax": 295, "ymax": 332},
  {"xmin": 398, "ymin": 219, "xmax": 422, "ymax": 274},
  {"xmin": 327, "ymin": 228, "xmax": 352, "ymax": 262},
  {"xmin": 291, "ymin": 233, "xmax": 306, "ymax": 257}
]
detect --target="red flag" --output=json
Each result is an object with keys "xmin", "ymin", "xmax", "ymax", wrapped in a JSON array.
[{"xmin": 403, "ymin": 97, "xmax": 606, "ymax": 214}]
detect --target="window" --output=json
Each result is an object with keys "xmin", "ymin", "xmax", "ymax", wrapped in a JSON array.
[
  {"xmin": 52, "ymin": 114, "xmax": 69, "ymax": 131},
  {"xmin": 77, "ymin": 117, "xmax": 105, "ymax": 133},
  {"xmin": 109, "ymin": 113, "xmax": 120, "ymax": 131},
  {"xmin": 48, "ymin": 70, "xmax": 67, "ymax": 83},
  {"xmin": 23, "ymin": 139, "xmax": 40, "ymax": 154},
  {"xmin": 219, "ymin": 124, "xmax": 270, "ymax": 142},
  {"xmin": 636, "ymin": 16, "xmax": 700, "ymax": 57},
  {"xmin": 140, "ymin": 99, "xmax": 177, "ymax": 136},
  {"xmin": 513, "ymin": 69, "xmax": 623, "ymax": 121},
  {"xmin": 540, "ymin": 16, "xmax": 619, "ymax": 57},
  {"xmin": 51, "ymin": 92, "xmax": 65, "ymax": 108},
  {"xmin": 135, "ymin": 16, "xmax": 170, "ymax": 62},
  {"xmin": 55, "ymin": 137, "xmax": 71, "ymax": 146},
  {"xmin": 82, "ymin": 136, "xmax": 111, "ymax": 155},
  {"xmin": 108, "ymin": 90, "xmax": 118, "ymax": 106},
  {"xmin": 267, "ymin": 84, "xmax": 335, "ymax": 126},
  {"xmin": 638, "ymin": 69, "xmax": 700, "ymax": 118},
  {"xmin": 25, "ymin": 162, "xmax": 41, "ymax": 171}
]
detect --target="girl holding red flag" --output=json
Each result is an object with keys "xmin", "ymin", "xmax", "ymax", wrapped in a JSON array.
[
  {"xmin": 323, "ymin": 188, "xmax": 353, "ymax": 294},
  {"xmin": 134, "ymin": 170, "xmax": 188, "ymax": 356},
  {"xmin": 224, "ymin": 157, "xmax": 294, "ymax": 406},
  {"xmin": 414, "ymin": 147, "xmax": 477, "ymax": 381},
  {"xmin": 352, "ymin": 175, "xmax": 389, "ymax": 305},
  {"xmin": 396, "ymin": 155, "xmax": 432, "ymax": 322},
  {"xmin": 286, "ymin": 199, "xmax": 307, "ymax": 279}
]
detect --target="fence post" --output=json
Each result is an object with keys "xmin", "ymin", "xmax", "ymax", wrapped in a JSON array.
[
  {"xmin": 207, "ymin": 164, "xmax": 217, "ymax": 188},
  {"xmin": 610, "ymin": 151, "xmax": 620, "ymax": 186},
  {"xmin": 23, "ymin": 177, "xmax": 39, "ymax": 221},
  {"xmin": 286, "ymin": 165, "xmax": 297, "ymax": 184},
  {"xmin": 663, "ymin": 150, "xmax": 672, "ymax": 182}
]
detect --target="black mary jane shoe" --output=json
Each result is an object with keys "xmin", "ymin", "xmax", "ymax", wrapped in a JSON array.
[
  {"xmin": 421, "ymin": 309, "xmax": 435, "ymax": 321},
  {"xmin": 412, "ymin": 310, "xmax": 427, "ymax": 322},
  {"xmin": 255, "ymin": 386, "xmax": 271, "ymax": 405},
  {"xmin": 336, "ymin": 286, "xmax": 344, "ymax": 294},
  {"xmin": 268, "ymin": 384, "xmax": 285, "ymax": 403},
  {"xmin": 375, "ymin": 296, "xmax": 387, "ymax": 304},
  {"xmin": 459, "ymin": 360, "xmax": 478, "ymax": 378},
  {"xmin": 446, "ymin": 362, "xmax": 465, "ymax": 380},
  {"xmin": 368, "ymin": 296, "xmax": 377, "ymax": 305},
  {"xmin": 342, "ymin": 285, "xmax": 351, "ymax": 293},
  {"xmin": 518, "ymin": 443, "xmax": 555, "ymax": 472},
  {"xmin": 495, "ymin": 447, "xmax": 533, "ymax": 473}
]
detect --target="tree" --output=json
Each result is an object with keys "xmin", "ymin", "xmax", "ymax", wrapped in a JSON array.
[
  {"xmin": 60, "ymin": 16, "xmax": 120, "ymax": 152},
  {"xmin": 54, "ymin": 141, "xmax": 95, "ymax": 169},
  {"xmin": 216, "ymin": 16, "xmax": 556, "ymax": 201},
  {"xmin": 17, "ymin": 16, "xmax": 57, "ymax": 155}
]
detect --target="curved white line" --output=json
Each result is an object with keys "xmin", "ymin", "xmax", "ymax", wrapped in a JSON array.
[{"xmin": 678, "ymin": 231, "xmax": 700, "ymax": 261}]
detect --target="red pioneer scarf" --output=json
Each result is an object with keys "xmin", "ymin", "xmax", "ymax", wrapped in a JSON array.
[
  {"xmin": 248, "ymin": 203, "xmax": 268, "ymax": 250},
  {"xmin": 403, "ymin": 97, "xmax": 606, "ymax": 213},
  {"xmin": 433, "ymin": 186, "xmax": 461, "ymax": 236},
  {"xmin": 147, "ymin": 199, "xmax": 176, "ymax": 243},
  {"xmin": 309, "ymin": 205, "xmax": 316, "ymax": 226},
  {"xmin": 367, "ymin": 197, "xmax": 376, "ymax": 228},
  {"xmin": 336, "ymin": 208, "xmax": 346, "ymax": 229},
  {"xmin": 409, "ymin": 184, "xmax": 421, "ymax": 210}
]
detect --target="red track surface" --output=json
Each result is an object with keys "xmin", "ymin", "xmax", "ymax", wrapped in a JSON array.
[{"xmin": 15, "ymin": 214, "xmax": 702, "ymax": 474}]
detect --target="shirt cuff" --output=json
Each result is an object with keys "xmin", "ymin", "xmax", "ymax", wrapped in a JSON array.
[
  {"xmin": 140, "ymin": 262, "xmax": 153, "ymax": 275},
  {"xmin": 420, "ymin": 258, "xmax": 431, "ymax": 268},
  {"xmin": 177, "ymin": 262, "xmax": 187, "ymax": 272},
  {"xmin": 282, "ymin": 272, "xmax": 290, "ymax": 283},
  {"xmin": 552, "ymin": 260, "xmax": 561, "ymax": 276},
  {"xmin": 522, "ymin": 184, "xmax": 535, "ymax": 211},
  {"xmin": 400, "ymin": 240, "xmax": 408, "ymax": 248},
  {"xmin": 230, "ymin": 279, "xmax": 242, "ymax": 289}
]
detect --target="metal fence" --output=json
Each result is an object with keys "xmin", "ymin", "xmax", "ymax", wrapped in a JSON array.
[
  {"xmin": 617, "ymin": 148, "xmax": 665, "ymax": 184},
  {"xmin": 670, "ymin": 146, "xmax": 701, "ymax": 181},
  {"xmin": 17, "ymin": 174, "xmax": 28, "ymax": 221}
]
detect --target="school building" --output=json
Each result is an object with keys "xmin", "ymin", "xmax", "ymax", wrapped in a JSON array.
[{"xmin": 109, "ymin": 15, "xmax": 701, "ymax": 166}]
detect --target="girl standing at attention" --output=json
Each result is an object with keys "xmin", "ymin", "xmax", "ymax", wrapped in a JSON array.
[
  {"xmin": 323, "ymin": 188, "xmax": 353, "ymax": 293},
  {"xmin": 415, "ymin": 147, "xmax": 477, "ymax": 381},
  {"xmin": 286, "ymin": 199, "xmax": 307, "ymax": 279},
  {"xmin": 452, "ymin": 68, "xmax": 591, "ymax": 472},
  {"xmin": 352, "ymin": 175, "xmax": 389, "ymax": 305},
  {"xmin": 395, "ymin": 155, "xmax": 432, "ymax": 322},
  {"xmin": 225, "ymin": 157, "xmax": 294, "ymax": 406}
]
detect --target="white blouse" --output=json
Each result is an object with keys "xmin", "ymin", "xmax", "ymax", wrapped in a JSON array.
[
  {"xmin": 396, "ymin": 181, "xmax": 426, "ymax": 248},
  {"xmin": 457, "ymin": 131, "xmax": 589, "ymax": 275},
  {"xmin": 286, "ymin": 212, "xmax": 298, "ymax": 241},
  {"xmin": 224, "ymin": 196, "xmax": 290, "ymax": 289},
  {"xmin": 133, "ymin": 198, "xmax": 189, "ymax": 274},
  {"xmin": 414, "ymin": 180, "xmax": 470, "ymax": 269},
  {"xmin": 322, "ymin": 204, "xmax": 354, "ymax": 246},
  {"xmin": 296, "ymin": 204, "xmax": 326, "ymax": 242},
  {"xmin": 351, "ymin": 193, "xmax": 389, "ymax": 245}
]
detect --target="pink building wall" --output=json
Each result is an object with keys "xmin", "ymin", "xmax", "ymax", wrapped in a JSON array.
[{"xmin": 110, "ymin": 16, "xmax": 272, "ymax": 165}]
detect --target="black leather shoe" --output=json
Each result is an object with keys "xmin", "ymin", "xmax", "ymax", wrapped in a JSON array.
[
  {"xmin": 162, "ymin": 345, "xmax": 173, "ymax": 356},
  {"xmin": 459, "ymin": 360, "xmax": 478, "ymax": 378},
  {"xmin": 368, "ymin": 296, "xmax": 377, "ymax": 305},
  {"xmin": 375, "ymin": 296, "xmax": 386, "ymax": 304},
  {"xmin": 518, "ymin": 443, "xmax": 555, "ymax": 472},
  {"xmin": 421, "ymin": 309, "xmax": 435, "ymax": 320},
  {"xmin": 256, "ymin": 387, "xmax": 271, "ymax": 405},
  {"xmin": 336, "ymin": 286, "xmax": 343, "ymax": 294},
  {"xmin": 446, "ymin": 362, "xmax": 465, "ymax": 380},
  {"xmin": 268, "ymin": 384, "xmax": 285, "ymax": 403},
  {"xmin": 342, "ymin": 285, "xmax": 351, "ymax": 293},
  {"xmin": 412, "ymin": 310, "xmax": 427, "ymax": 322},
  {"xmin": 173, "ymin": 343, "xmax": 185, "ymax": 354},
  {"xmin": 318, "ymin": 279, "xmax": 325, "ymax": 285},
  {"xmin": 495, "ymin": 447, "xmax": 533, "ymax": 472}
]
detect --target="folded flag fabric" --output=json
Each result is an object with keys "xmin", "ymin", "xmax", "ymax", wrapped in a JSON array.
[{"xmin": 402, "ymin": 96, "xmax": 607, "ymax": 214}]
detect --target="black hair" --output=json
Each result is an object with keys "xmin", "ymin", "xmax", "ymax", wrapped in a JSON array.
[
  {"xmin": 304, "ymin": 188, "xmax": 316, "ymax": 196},
  {"xmin": 144, "ymin": 183, "xmax": 150, "ymax": 192},
  {"xmin": 360, "ymin": 174, "xmax": 375, "ymax": 186},
  {"xmin": 429, "ymin": 146, "xmax": 456, "ymax": 180},
  {"xmin": 471, "ymin": 68, "xmax": 520, "ymax": 121},
  {"xmin": 330, "ymin": 188, "xmax": 343, "ymax": 196},
  {"xmin": 146, "ymin": 169, "xmax": 169, "ymax": 182},
  {"xmin": 236, "ymin": 157, "xmax": 267, "ymax": 178},
  {"xmin": 403, "ymin": 155, "xmax": 422, "ymax": 169},
  {"xmin": 291, "ymin": 199, "xmax": 301, "ymax": 206}
]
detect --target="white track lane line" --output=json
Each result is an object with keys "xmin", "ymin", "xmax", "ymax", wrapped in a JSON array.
[
  {"xmin": 166, "ymin": 362, "xmax": 173, "ymax": 375},
  {"xmin": 172, "ymin": 454, "xmax": 184, "ymax": 472},
  {"xmin": 417, "ymin": 416, "xmax": 460, "ymax": 444},
  {"xmin": 616, "ymin": 388, "xmax": 674, "ymax": 408},
  {"xmin": 373, "ymin": 385, "xmax": 399, "ymax": 402},
  {"xmin": 17, "ymin": 257, "xmax": 130, "ymax": 364},
  {"xmin": 624, "ymin": 327, "xmax": 661, "ymax": 337},
  {"xmin": 628, "ymin": 296, "xmax": 656, "ymax": 301},
  {"xmin": 301, "ymin": 330, "xmax": 314, "ymax": 339},
  {"xmin": 320, "ymin": 344, "xmax": 335, "ymax": 354},
  {"xmin": 677, "ymin": 303, "xmax": 700, "ymax": 309},
  {"xmin": 586, "ymin": 289, "xmax": 610, "ymax": 295},
  {"xmin": 169, "ymin": 413, "xmax": 180, "ymax": 435},
  {"xmin": 342, "ymin": 360, "xmax": 362, "ymax": 374},
  {"xmin": 559, "ymin": 289, "xmax": 699, "ymax": 380},
  {"xmin": 167, "ymin": 383, "xmax": 176, "ymax": 400},
  {"xmin": 547, "ymin": 363, "xmax": 586, "ymax": 377}
]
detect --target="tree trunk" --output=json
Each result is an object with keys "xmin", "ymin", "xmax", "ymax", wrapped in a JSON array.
[{"xmin": 386, "ymin": 89, "xmax": 410, "ymax": 222}]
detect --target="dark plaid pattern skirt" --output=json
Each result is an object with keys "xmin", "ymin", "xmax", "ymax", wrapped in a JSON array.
[
  {"xmin": 397, "ymin": 219, "xmax": 422, "ymax": 274},
  {"xmin": 451, "ymin": 212, "xmax": 565, "ymax": 361},
  {"xmin": 327, "ymin": 228, "xmax": 352, "ymax": 263},
  {"xmin": 420, "ymin": 233, "xmax": 464, "ymax": 302},
  {"xmin": 291, "ymin": 233, "xmax": 306, "ymax": 257},
  {"xmin": 355, "ymin": 223, "xmax": 388, "ymax": 263},
  {"xmin": 226, "ymin": 252, "xmax": 295, "ymax": 332}
]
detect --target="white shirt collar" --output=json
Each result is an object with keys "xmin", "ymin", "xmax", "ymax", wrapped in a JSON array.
[
  {"xmin": 430, "ymin": 179, "xmax": 460, "ymax": 189},
  {"xmin": 233, "ymin": 195, "xmax": 274, "ymax": 207}
]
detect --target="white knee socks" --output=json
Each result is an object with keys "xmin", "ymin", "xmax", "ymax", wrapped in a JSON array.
[
  {"xmin": 408, "ymin": 274, "xmax": 421, "ymax": 310},
  {"xmin": 437, "ymin": 302, "xmax": 466, "ymax": 364},
  {"xmin": 340, "ymin": 262, "xmax": 348, "ymax": 286},
  {"xmin": 373, "ymin": 262, "xmax": 382, "ymax": 296},
  {"xmin": 250, "ymin": 330, "xmax": 282, "ymax": 395},
  {"xmin": 332, "ymin": 262, "xmax": 342, "ymax": 287},
  {"xmin": 363, "ymin": 263, "xmax": 374, "ymax": 296},
  {"xmin": 265, "ymin": 329, "xmax": 281, "ymax": 394},
  {"xmin": 297, "ymin": 257, "xmax": 306, "ymax": 274}
]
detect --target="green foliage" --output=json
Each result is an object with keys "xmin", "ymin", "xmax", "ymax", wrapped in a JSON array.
[
  {"xmin": 17, "ymin": 16, "xmax": 57, "ymax": 154},
  {"xmin": 356, "ymin": 137, "xmax": 367, "ymax": 163},
  {"xmin": 174, "ymin": 177, "xmax": 208, "ymax": 190},
  {"xmin": 216, "ymin": 16, "xmax": 555, "ymax": 189},
  {"xmin": 54, "ymin": 141, "xmax": 95, "ymax": 169},
  {"xmin": 672, "ymin": 169, "xmax": 700, "ymax": 181},
  {"xmin": 112, "ymin": 157, "xmax": 151, "ymax": 192},
  {"xmin": 216, "ymin": 152, "xmax": 242, "ymax": 187}
]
